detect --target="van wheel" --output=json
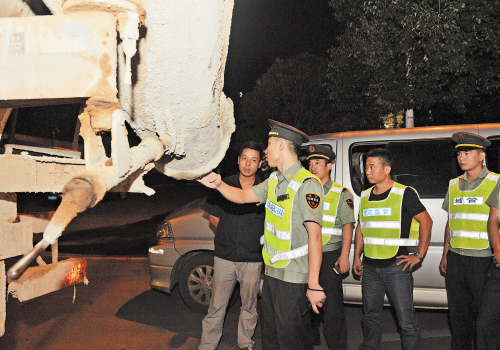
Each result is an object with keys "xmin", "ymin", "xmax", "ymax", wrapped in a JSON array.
[{"xmin": 178, "ymin": 253, "xmax": 240, "ymax": 314}]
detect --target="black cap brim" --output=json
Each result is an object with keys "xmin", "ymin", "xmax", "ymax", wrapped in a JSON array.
[{"xmin": 268, "ymin": 119, "xmax": 310, "ymax": 145}]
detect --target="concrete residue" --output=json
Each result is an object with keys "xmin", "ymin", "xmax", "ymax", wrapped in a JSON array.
[
  {"xmin": 62, "ymin": 0, "xmax": 146, "ymax": 24},
  {"xmin": 84, "ymin": 52, "xmax": 120, "ymax": 114},
  {"xmin": 1, "ymin": 0, "xmax": 238, "ymax": 286},
  {"xmin": 43, "ymin": 178, "xmax": 94, "ymax": 244},
  {"xmin": 118, "ymin": 0, "xmax": 236, "ymax": 179},
  {"xmin": 83, "ymin": 98, "xmax": 121, "ymax": 133},
  {"xmin": 117, "ymin": 11, "xmax": 139, "ymax": 85}
]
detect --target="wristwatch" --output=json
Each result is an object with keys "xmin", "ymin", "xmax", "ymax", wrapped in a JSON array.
[{"xmin": 413, "ymin": 251, "xmax": 424, "ymax": 261}]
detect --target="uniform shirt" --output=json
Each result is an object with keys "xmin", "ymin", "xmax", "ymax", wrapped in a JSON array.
[
  {"xmin": 202, "ymin": 173, "xmax": 265, "ymax": 262},
  {"xmin": 322, "ymin": 178, "xmax": 356, "ymax": 253},
  {"xmin": 363, "ymin": 186, "xmax": 426, "ymax": 268},
  {"xmin": 252, "ymin": 161, "xmax": 323, "ymax": 283},
  {"xmin": 442, "ymin": 166, "xmax": 493, "ymax": 257},
  {"xmin": 486, "ymin": 180, "xmax": 500, "ymax": 210}
]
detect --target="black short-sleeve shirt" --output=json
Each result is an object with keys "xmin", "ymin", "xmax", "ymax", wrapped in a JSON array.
[
  {"xmin": 363, "ymin": 186, "xmax": 426, "ymax": 268},
  {"xmin": 202, "ymin": 173, "xmax": 265, "ymax": 262}
]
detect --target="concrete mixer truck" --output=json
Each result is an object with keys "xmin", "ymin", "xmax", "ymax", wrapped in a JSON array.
[{"xmin": 0, "ymin": 0, "xmax": 236, "ymax": 336}]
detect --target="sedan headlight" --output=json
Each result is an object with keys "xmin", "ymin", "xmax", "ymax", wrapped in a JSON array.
[{"xmin": 156, "ymin": 220, "xmax": 173, "ymax": 240}]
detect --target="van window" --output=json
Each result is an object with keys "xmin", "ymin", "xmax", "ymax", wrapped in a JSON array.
[
  {"xmin": 486, "ymin": 138, "xmax": 500, "ymax": 174},
  {"xmin": 350, "ymin": 139, "xmax": 458, "ymax": 198}
]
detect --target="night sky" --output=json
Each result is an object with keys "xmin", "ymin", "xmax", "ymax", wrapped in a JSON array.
[{"xmin": 223, "ymin": 0, "xmax": 342, "ymax": 101}]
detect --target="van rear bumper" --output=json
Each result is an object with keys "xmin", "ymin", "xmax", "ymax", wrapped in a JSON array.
[{"xmin": 343, "ymin": 283, "xmax": 448, "ymax": 309}]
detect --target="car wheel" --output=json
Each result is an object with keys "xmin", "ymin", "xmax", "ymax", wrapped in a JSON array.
[{"xmin": 178, "ymin": 253, "xmax": 240, "ymax": 314}]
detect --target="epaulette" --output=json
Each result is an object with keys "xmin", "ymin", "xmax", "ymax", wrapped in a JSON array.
[{"xmin": 342, "ymin": 187, "xmax": 353, "ymax": 195}]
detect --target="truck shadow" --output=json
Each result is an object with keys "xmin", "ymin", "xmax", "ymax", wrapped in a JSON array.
[{"xmin": 115, "ymin": 288, "xmax": 245, "ymax": 348}]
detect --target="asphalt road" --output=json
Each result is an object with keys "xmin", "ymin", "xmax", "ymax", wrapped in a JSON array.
[{"xmin": 1, "ymin": 257, "xmax": 452, "ymax": 350}]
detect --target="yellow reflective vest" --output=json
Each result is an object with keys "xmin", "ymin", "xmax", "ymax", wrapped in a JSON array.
[
  {"xmin": 262, "ymin": 168, "xmax": 320, "ymax": 268},
  {"xmin": 360, "ymin": 182, "xmax": 419, "ymax": 259},
  {"xmin": 449, "ymin": 172, "xmax": 500, "ymax": 250},
  {"xmin": 321, "ymin": 182, "xmax": 345, "ymax": 245}
]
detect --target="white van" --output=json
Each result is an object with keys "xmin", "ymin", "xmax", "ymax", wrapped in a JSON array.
[{"xmin": 308, "ymin": 123, "xmax": 500, "ymax": 309}]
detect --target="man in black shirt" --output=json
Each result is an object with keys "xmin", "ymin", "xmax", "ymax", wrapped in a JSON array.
[
  {"xmin": 199, "ymin": 141, "xmax": 265, "ymax": 350},
  {"xmin": 353, "ymin": 148, "xmax": 432, "ymax": 350}
]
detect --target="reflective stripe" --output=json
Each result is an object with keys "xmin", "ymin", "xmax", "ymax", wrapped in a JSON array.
[
  {"xmin": 323, "ymin": 214, "xmax": 336, "ymax": 224},
  {"xmin": 360, "ymin": 221, "xmax": 400, "ymax": 229},
  {"xmin": 450, "ymin": 230, "xmax": 489, "ymax": 240},
  {"xmin": 269, "ymin": 173, "xmax": 278, "ymax": 180},
  {"xmin": 288, "ymin": 180, "xmax": 301, "ymax": 192},
  {"xmin": 260, "ymin": 235, "xmax": 265, "ymax": 245},
  {"xmin": 264, "ymin": 221, "xmax": 290, "ymax": 240},
  {"xmin": 264, "ymin": 242, "xmax": 309, "ymax": 264},
  {"xmin": 449, "ymin": 212, "xmax": 489, "ymax": 222},
  {"xmin": 321, "ymin": 227, "xmax": 343, "ymax": 236},
  {"xmin": 450, "ymin": 178, "xmax": 459, "ymax": 186},
  {"xmin": 391, "ymin": 187, "xmax": 405, "ymax": 196},
  {"xmin": 330, "ymin": 186, "xmax": 343, "ymax": 193},
  {"xmin": 363, "ymin": 237, "xmax": 419, "ymax": 246},
  {"xmin": 361, "ymin": 190, "xmax": 370, "ymax": 198},
  {"xmin": 486, "ymin": 174, "xmax": 500, "ymax": 182}
]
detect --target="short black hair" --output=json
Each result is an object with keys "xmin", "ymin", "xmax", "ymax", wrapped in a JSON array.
[
  {"xmin": 366, "ymin": 148, "xmax": 393, "ymax": 167},
  {"xmin": 239, "ymin": 141, "xmax": 264, "ymax": 161},
  {"xmin": 286, "ymin": 140, "xmax": 301, "ymax": 156}
]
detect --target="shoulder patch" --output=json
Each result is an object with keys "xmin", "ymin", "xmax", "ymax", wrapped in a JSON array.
[
  {"xmin": 346, "ymin": 198, "xmax": 354, "ymax": 210},
  {"xmin": 305, "ymin": 193, "xmax": 321, "ymax": 209}
]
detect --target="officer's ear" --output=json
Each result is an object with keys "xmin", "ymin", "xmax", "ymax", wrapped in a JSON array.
[
  {"xmin": 384, "ymin": 165, "xmax": 392, "ymax": 175},
  {"xmin": 278, "ymin": 138, "xmax": 286, "ymax": 151},
  {"xmin": 326, "ymin": 162, "xmax": 333, "ymax": 172},
  {"xmin": 478, "ymin": 150, "xmax": 486, "ymax": 162}
]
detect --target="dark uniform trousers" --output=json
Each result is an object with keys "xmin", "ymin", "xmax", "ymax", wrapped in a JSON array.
[
  {"xmin": 261, "ymin": 274, "xmax": 312, "ymax": 350},
  {"xmin": 311, "ymin": 248, "xmax": 347, "ymax": 350},
  {"xmin": 477, "ymin": 265, "xmax": 500, "ymax": 350},
  {"xmin": 446, "ymin": 251, "xmax": 491, "ymax": 350}
]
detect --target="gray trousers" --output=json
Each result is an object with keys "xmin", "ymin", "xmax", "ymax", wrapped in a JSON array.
[{"xmin": 199, "ymin": 257, "xmax": 262, "ymax": 350}]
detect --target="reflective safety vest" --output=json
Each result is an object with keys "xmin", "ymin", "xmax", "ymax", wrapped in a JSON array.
[
  {"xmin": 262, "ymin": 168, "xmax": 320, "ymax": 267},
  {"xmin": 449, "ymin": 172, "xmax": 500, "ymax": 250},
  {"xmin": 321, "ymin": 182, "xmax": 345, "ymax": 245},
  {"xmin": 360, "ymin": 182, "xmax": 419, "ymax": 259}
]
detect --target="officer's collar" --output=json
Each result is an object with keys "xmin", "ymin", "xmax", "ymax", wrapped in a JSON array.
[
  {"xmin": 279, "ymin": 161, "xmax": 303, "ymax": 182},
  {"xmin": 463, "ymin": 166, "xmax": 488, "ymax": 183},
  {"xmin": 323, "ymin": 178, "xmax": 333, "ymax": 191}
]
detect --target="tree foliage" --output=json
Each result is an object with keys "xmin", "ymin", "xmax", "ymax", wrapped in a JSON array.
[
  {"xmin": 328, "ymin": 0, "xmax": 500, "ymax": 121},
  {"xmin": 237, "ymin": 53, "xmax": 334, "ymax": 141}
]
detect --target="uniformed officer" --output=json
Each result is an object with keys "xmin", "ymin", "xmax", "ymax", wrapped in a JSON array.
[
  {"xmin": 353, "ymin": 148, "xmax": 432, "ymax": 350},
  {"xmin": 198, "ymin": 119, "xmax": 325, "ymax": 350},
  {"xmin": 305, "ymin": 144, "xmax": 355, "ymax": 350},
  {"xmin": 439, "ymin": 132, "xmax": 499, "ymax": 350},
  {"xmin": 477, "ymin": 178, "xmax": 500, "ymax": 350}
]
